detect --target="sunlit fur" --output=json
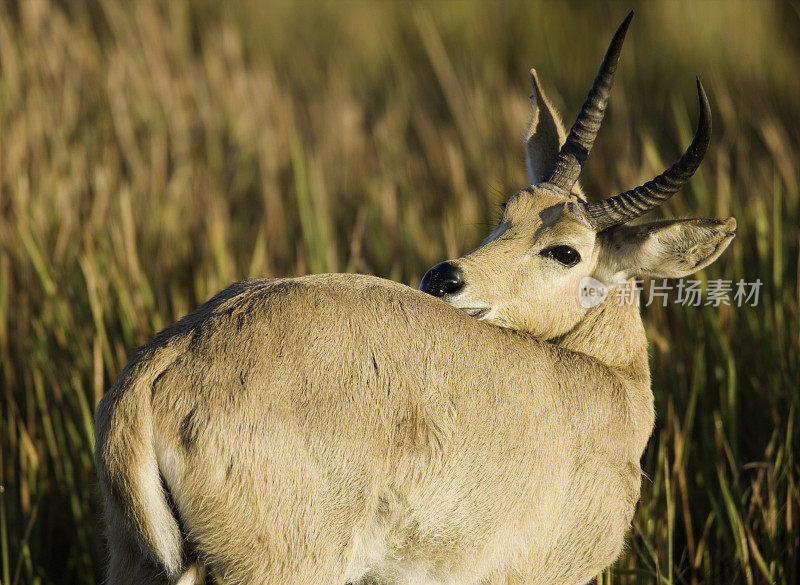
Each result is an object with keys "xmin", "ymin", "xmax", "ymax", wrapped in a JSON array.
[
  {"xmin": 95, "ymin": 274, "xmax": 654, "ymax": 585},
  {"xmin": 94, "ymin": 60, "xmax": 735, "ymax": 585},
  {"xmin": 448, "ymin": 186, "xmax": 735, "ymax": 338},
  {"xmin": 449, "ymin": 189, "xmax": 598, "ymax": 337}
]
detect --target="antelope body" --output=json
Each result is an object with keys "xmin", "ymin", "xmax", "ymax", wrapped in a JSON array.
[{"xmin": 95, "ymin": 13, "xmax": 735, "ymax": 585}]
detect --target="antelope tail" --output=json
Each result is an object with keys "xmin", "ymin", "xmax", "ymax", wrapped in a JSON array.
[{"xmin": 95, "ymin": 357, "xmax": 184, "ymax": 581}]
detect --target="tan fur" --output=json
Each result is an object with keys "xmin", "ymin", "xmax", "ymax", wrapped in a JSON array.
[
  {"xmin": 95, "ymin": 54, "xmax": 735, "ymax": 585},
  {"xmin": 96, "ymin": 275, "xmax": 652, "ymax": 585}
]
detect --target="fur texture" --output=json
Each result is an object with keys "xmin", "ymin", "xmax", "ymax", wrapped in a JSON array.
[
  {"xmin": 96, "ymin": 274, "xmax": 653, "ymax": 585},
  {"xmin": 94, "ymin": 33, "xmax": 735, "ymax": 585}
]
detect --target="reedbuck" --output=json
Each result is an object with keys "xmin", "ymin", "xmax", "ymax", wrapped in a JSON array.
[{"xmin": 95, "ymin": 12, "xmax": 736, "ymax": 585}]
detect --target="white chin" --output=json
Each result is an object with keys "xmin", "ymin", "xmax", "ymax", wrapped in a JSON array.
[{"xmin": 459, "ymin": 307, "xmax": 490, "ymax": 319}]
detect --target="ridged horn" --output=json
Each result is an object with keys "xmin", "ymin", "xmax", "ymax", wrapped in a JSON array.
[
  {"xmin": 544, "ymin": 11, "xmax": 633, "ymax": 192},
  {"xmin": 581, "ymin": 79, "xmax": 712, "ymax": 232}
]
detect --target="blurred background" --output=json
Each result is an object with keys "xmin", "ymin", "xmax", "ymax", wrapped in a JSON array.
[{"xmin": 1, "ymin": 0, "xmax": 798, "ymax": 583}]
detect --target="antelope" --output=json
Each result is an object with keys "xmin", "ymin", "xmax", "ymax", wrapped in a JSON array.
[{"xmin": 95, "ymin": 12, "xmax": 736, "ymax": 585}]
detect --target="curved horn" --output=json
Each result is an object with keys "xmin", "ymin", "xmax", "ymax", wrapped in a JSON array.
[
  {"xmin": 544, "ymin": 11, "xmax": 633, "ymax": 192},
  {"xmin": 582, "ymin": 79, "xmax": 712, "ymax": 232}
]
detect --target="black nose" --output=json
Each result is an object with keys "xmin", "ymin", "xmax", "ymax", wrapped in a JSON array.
[{"xmin": 419, "ymin": 262, "xmax": 464, "ymax": 297}]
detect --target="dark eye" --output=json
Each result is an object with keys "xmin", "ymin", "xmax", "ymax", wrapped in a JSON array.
[{"xmin": 545, "ymin": 245, "xmax": 581, "ymax": 267}]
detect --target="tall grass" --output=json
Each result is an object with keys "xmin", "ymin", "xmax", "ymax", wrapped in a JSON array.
[{"xmin": 0, "ymin": 1, "xmax": 798, "ymax": 583}]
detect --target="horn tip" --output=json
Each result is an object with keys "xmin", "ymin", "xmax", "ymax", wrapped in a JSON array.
[
  {"xmin": 618, "ymin": 10, "xmax": 634, "ymax": 32},
  {"xmin": 696, "ymin": 77, "xmax": 709, "ymax": 100},
  {"xmin": 607, "ymin": 11, "xmax": 634, "ymax": 62},
  {"xmin": 695, "ymin": 77, "xmax": 711, "ymax": 130}
]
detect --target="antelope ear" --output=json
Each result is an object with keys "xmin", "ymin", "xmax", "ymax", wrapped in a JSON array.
[
  {"xmin": 596, "ymin": 217, "xmax": 737, "ymax": 282},
  {"xmin": 524, "ymin": 70, "xmax": 585, "ymax": 199}
]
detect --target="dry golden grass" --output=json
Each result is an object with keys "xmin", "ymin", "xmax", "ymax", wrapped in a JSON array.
[{"xmin": 0, "ymin": 1, "xmax": 798, "ymax": 583}]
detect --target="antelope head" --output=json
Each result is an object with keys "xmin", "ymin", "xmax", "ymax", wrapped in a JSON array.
[{"xmin": 420, "ymin": 12, "xmax": 736, "ymax": 338}]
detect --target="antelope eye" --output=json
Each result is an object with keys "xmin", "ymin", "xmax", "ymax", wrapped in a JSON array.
[{"xmin": 545, "ymin": 245, "xmax": 581, "ymax": 267}]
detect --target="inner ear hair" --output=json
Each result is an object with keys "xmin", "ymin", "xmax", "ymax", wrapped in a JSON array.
[
  {"xmin": 596, "ymin": 217, "xmax": 737, "ymax": 281},
  {"xmin": 524, "ymin": 70, "xmax": 586, "ymax": 200}
]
